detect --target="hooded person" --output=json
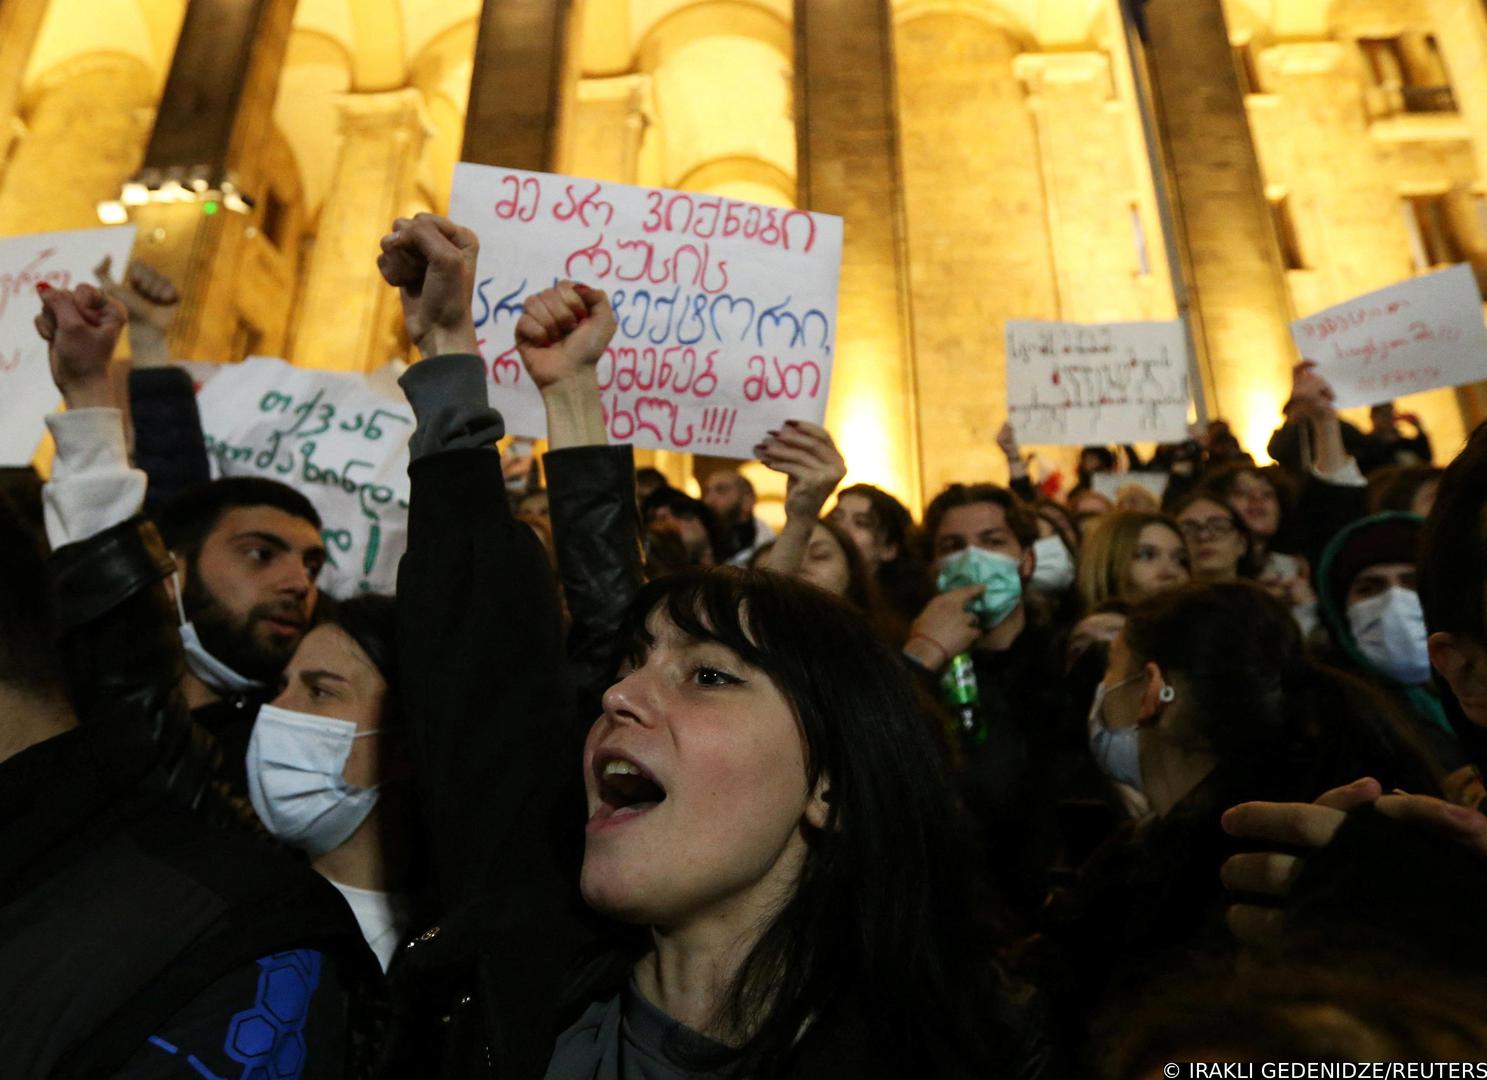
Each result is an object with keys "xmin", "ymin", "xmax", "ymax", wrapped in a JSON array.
[{"xmin": 1315, "ymin": 512, "xmax": 1473, "ymax": 797}]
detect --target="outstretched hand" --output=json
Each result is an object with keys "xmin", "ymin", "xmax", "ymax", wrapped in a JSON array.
[
  {"xmin": 378, "ymin": 214, "xmax": 480, "ymax": 359},
  {"xmin": 1288, "ymin": 361, "xmax": 1337, "ymax": 423},
  {"xmin": 1220, "ymin": 777, "xmax": 1487, "ymax": 944},
  {"xmin": 757, "ymin": 421, "xmax": 846, "ymax": 521},
  {"xmin": 35, "ymin": 283, "xmax": 128, "ymax": 409},
  {"xmin": 514, "ymin": 281, "xmax": 616, "ymax": 390}
]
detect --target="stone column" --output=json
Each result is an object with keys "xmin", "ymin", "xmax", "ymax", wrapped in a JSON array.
[
  {"xmin": 112, "ymin": 0, "xmax": 298, "ymax": 362},
  {"xmin": 894, "ymin": 12, "xmax": 1057, "ymax": 496},
  {"xmin": 290, "ymin": 90, "xmax": 428, "ymax": 373},
  {"xmin": 796, "ymin": 0, "xmax": 921, "ymax": 508},
  {"xmin": 0, "ymin": 56, "xmax": 155, "ymax": 235},
  {"xmin": 462, "ymin": 0, "xmax": 571, "ymax": 169},
  {"xmin": 0, "ymin": 0, "xmax": 50, "ymax": 183},
  {"xmin": 1016, "ymin": 50, "xmax": 1177, "ymax": 325},
  {"xmin": 1140, "ymin": 0, "xmax": 1298, "ymax": 456}
]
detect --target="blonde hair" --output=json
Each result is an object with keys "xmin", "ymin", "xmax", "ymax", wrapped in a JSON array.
[{"xmin": 1076, "ymin": 510, "xmax": 1185, "ymax": 611}]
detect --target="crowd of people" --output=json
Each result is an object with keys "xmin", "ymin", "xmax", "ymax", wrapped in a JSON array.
[{"xmin": 4, "ymin": 211, "xmax": 1487, "ymax": 1079}]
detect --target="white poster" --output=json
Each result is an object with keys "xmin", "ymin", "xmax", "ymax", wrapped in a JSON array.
[
  {"xmin": 0, "ymin": 226, "xmax": 137, "ymax": 464},
  {"xmin": 1291, "ymin": 264, "xmax": 1487, "ymax": 408},
  {"xmin": 194, "ymin": 357, "xmax": 413, "ymax": 597},
  {"xmin": 1005, "ymin": 319, "xmax": 1191, "ymax": 445},
  {"xmin": 449, "ymin": 164, "xmax": 844, "ymax": 459}
]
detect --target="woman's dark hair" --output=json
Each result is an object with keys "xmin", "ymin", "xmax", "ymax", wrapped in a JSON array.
[
  {"xmin": 614, "ymin": 568, "xmax": 1011, "ymax": 1074},
  {"xmin": 1097, "ymin": 959, "xmax": 1487, "ymax": 1080},
  {"xmin": 1169, "ymin": 490, "xmax": 1263, "ymax": 580},
  {"xmin": 835, "ymin": 483, "xmax": 933, "ymax": 621},
  {"xmin": 1122, "ymin": 582, "xmax": 1438, "ymax": 794},
  {"xmin": 1369, "ymin": 463, "xmax": 1444, "ymax": 515},
  {"xmin": 1034, "ymin": 499, "xmax": 1080, "ymax": 555},
  {"xmin": 317, "ymin": 593, "xmax": 399, "ymax": 718}
]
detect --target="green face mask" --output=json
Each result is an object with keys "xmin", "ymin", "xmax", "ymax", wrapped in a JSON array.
[{"xmin": 936, "ymin": 547, "xmax": 1025, "ymax": 630}]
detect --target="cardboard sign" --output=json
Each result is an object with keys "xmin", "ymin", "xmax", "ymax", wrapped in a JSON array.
[
  {"xmin": 449, "ymin": 164, "xmax": 844, "ymax": 459},
  {"xmin": 1005, "ymin": 319, "xmax": 1191, "ymax": 446},
  {"xmin": 0, "ymin": 226, "xmax": 137, "ymax": 464},
  {"xmin": 194, "ymin": 357, "xmax": 413, "ymax": 597},
  {"xmin": 1291, "ymin": 264, "xmax": 1487, "ymax": 408}
]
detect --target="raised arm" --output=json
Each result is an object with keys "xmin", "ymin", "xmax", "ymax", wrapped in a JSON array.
[
  {"xmin": 754, "ymin": 421, "xmax": 846, "ymax": 576},
  {"xmin": 381, "ymin": 215, "xmax": 574, "ymax": 913},
  {"xmin": 36, "ymin": 283, "xmax": 223, "ymax": 814},
  {"xmin": 515, "ymin": 282, "xmax": 646, "ymax": 710}
]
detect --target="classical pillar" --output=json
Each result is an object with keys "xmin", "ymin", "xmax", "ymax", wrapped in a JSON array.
[
  {"xmin": 796, "ymin": 0, "xmax": 921, "ymax": 508},
  {"xmin": 462, "ymin": 0, "xmax": 571, "ymax": 169},
  {"xmin": 1016, "ymin": 50, "xmax": 1177, "ymax": 324},
  {"xmin": 290, "ymin": 90, "xmax": 429, "ymax": 373},
  {"xmin": 1140, "ymin": 0, "xmax": 1297, "ymax": 455},
  {"xmin": 894, "ymin": 12, "xmax": 1056, "ymax": 496},
  {"xmin": 0, "ymin": 0, "xmax": 50, "ymax": 184},
  {"xmin": 110, "ymin": 0, "xmax": 298, "ymax": 362},
  {"xmin": 0, "ymin": 55, "xmax": 155, "ymax": 235}
]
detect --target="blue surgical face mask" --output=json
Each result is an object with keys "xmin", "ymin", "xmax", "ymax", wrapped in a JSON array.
[
  {"xmin": 1348, "ymin": 586, "xmax": 1431, "ymax": 686},
  {"xmin": 936, "ymin": 547, "xmax": 1024, "ymax": 629},
  {"xmin": 1088, "ymin": 676, "xmax": 1144, "ymax": 791},
  {"xmin": 172, "ymin": 570, "xmax": 266, "ymax": 696},
  {"xmin": 246, "ymin": 705, "xmax": 384, "ymax": 858}
]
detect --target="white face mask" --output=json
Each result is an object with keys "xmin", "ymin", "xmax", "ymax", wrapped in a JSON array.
[
  {"xmin": 246, "ymin": 704, "xmax": 384, "ymax": 858},
  {"xmin": 1348, "ymin": 586, "xmax": 1431, "ymax": 686},
  {"xmin": 172, "ymin": 570, "xmax": 267, "ymax": 696},
  {"xmin": 1030, "ymin": 535, "xmax": 1076, "ymax": 594},
  {"xmin": 1087, "ymin": 676, "xmax": 1144, "ymax": 792}
]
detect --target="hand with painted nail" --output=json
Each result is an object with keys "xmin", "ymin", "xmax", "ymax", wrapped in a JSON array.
[
  {"xmin": 514, "ymin": 281, "xmax": 616, "ymax": 391},
  {"xmin": 757, "ymin": 420, "xmax": 846, "ymax": 523},
  {"xmin": 377, "ymin": 213, "xmax": 480, "ymax": 359},
  {"xmin": 1219, "ymin": 777, "xmax": 1487, "ymax": 945},
  {"xmin": 35, "ymin": 282, "xmax": 128, "ymax": 410}
]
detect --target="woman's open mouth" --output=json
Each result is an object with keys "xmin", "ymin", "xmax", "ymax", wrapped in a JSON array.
[{"xmin": 587, "ymin": 753, "xmax": 668, "ymax": 832}]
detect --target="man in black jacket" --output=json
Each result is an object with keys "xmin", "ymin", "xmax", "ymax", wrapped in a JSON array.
[{"xmin": 3, "ymin": 282, "xmax": 379, "ymax": 1076}]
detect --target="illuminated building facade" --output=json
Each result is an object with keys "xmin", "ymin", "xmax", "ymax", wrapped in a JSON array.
[{"xmin": 1, "ymin": 0, "xmax": 1485, "ymax": 512}]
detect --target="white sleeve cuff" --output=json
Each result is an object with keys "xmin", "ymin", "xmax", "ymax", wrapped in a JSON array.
[
  {"xmin": 1311, "ymin": 456, "xmax": 1366, "ymax": 488},
  {"xmin": 43, "ymin": 408, "xmax": 147, "ymax": 548}
]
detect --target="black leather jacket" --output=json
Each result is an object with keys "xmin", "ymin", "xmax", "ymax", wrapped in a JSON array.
[{"xmin": 51, "ymin": 515, "xmax": 227, "ymax": 819}]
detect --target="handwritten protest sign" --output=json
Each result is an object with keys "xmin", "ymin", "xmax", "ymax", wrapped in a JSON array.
[
  {"xmin": 1290, "ymin": 264, "xmax": 1487, "ymax": 409},
  {"xmin": 1005, "ymin": 319, "xmax": 1190, "ymax": 446},
  {"xmin": 449, "ymin": 164, "xmax": 844, "ymax": 459},
  {"xmin": 0, "ymin": 226, "xmax": 137, "ymax": 464},
  {"xmin": 194, "ymin": 357, "xmax": 412, "ymax": 597}
]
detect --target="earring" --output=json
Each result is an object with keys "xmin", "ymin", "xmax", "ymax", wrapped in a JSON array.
[{"xmin": 1158, "ymin": 685, "xmax": 1176, "ymax": 704}]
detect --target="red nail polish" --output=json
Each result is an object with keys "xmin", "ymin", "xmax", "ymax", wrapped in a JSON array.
[{"xmin": 35, "ymin": 282, "xmax": 50, "ymax": 294}]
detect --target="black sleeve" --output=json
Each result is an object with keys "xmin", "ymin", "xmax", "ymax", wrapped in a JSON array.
[
  {"xmin": 1266, "ymin": 419, "xmax": 1305, "ymax": 475},
  {"xmin": 397, "ymin": 447, "xmax": 573, "ymax": 908},
  {"xmin": 50, "ymin": 516, "xmax": 224, "ymax": 816},
  {"xmin": 111, "ymin": 952, "xmax": 348, "ymax": 1079},
  {"xmin": 128, "ymin": 368, "xmax": 211, "ymax": 513},
  {"xmin": 545, "ymin": 444, "xmax": 647, "ymax": 716},
  {"xmin": 1291, "ymin": 474, "xmax": 1368, "ymax": 568},
  {"xmin": 1010, "ymin": 476, "xmax": 1038, "ymax": 504}
]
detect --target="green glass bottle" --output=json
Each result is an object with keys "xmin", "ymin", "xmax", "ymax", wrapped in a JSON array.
[{"xmin": 940, "ymin": 652, "xmax": 987, "ymax": 746}]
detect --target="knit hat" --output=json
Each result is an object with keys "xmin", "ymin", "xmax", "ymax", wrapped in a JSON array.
[{"xmin": 1325, "ymin": 514, "xmax": 1422, "ymax": 608}]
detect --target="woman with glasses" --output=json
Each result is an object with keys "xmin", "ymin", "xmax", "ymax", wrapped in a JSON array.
[{"xmin": 1172, "ymin": 493, "xmax": 1262, "ymax": 584}]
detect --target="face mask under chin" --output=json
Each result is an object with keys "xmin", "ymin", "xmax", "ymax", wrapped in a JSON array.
[{"xmin": 175, "ymin": 570, "xmax": 294, "ymax": 692}]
